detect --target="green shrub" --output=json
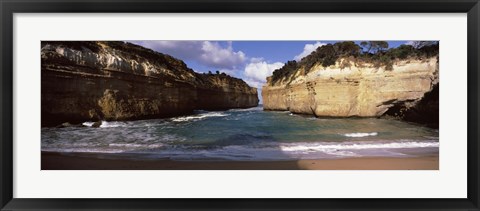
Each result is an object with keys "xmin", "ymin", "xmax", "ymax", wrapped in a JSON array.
[{"xmin": 269, "ymin": 41, "xmax": 438, "ymax": 85}]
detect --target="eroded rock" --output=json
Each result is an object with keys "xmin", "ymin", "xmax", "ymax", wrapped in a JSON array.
[
  {"xmin": 41, "ymin": 41, "xmax": 258, "ymax": 127},
  {"xmin": 262, "ymin": 57, "xmax": 439, "ymax": 127}
]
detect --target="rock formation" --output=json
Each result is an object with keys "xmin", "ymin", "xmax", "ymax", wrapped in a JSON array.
[
  {"xmin": 41, "ymin": 41, "xmax": 258, "ymax": 127},
  {"xmin": 262, "ymin": 42, "xmax": 439, "ymax": 127}
]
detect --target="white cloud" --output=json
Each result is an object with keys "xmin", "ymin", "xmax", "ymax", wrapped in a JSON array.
[
  {"xmin": 218, "ymin": 69, "xmax": 241, "ymax": 78},
  {"xmin": 243, "ymin": 79, "xmax": 266, "ymax": 89},
  {"xmin": 128, "ymin": 41, "xmax": 246, "ymax": 70},
  {"xmin": 405, "ymin": 41, "xmax": 415, "ymax": 46},
  {"xmin": 200, "ymin": 41, "xmax": 246, "ymax": 69},
  {"xmin": 293, "ymin": 41, "xmax": 326, "ymax": 61},
  {"xmin": 249, "ymin": 57, "xmax": 265, "ymax": 63},
  {"xmin": 244, "ymin": 60, "xmax": 284, "ymax": 88}
]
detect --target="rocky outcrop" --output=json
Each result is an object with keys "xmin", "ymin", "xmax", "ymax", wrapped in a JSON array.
[
  {"xmin": 41, "ymin": 41, "xmax": 258, "ymax": 126},
  {"xmin": 383, "ymin": 83, "xmax": 439, "ymax": 128},
  {"xmin": 262, "ymin": 56, "xmax": 439, "ymax": 127}
]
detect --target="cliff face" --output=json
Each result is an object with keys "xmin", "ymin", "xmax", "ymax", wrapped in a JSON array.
[
  {"xmin": 262, "ymin": 57, "xmax": 439, "ymax": 126},
  {"xmin": 41, "ymin": 41, "xmax": 258, "ymax": 126}
]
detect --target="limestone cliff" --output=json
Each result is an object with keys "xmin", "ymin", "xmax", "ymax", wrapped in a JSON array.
[
  {"xmin": 262, "ymin": 42, "xmax": 439, "ymax": 127},
  {"xmin": 41, "ymin": 41, "xmax": 258, "ymax": 126}
]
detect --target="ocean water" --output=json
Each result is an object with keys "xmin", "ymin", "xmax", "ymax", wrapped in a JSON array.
[{"xmin": 41, "ymin": 106, "xmax": 439, "ymax": 161}]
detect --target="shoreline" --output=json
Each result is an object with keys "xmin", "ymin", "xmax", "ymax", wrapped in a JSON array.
[{"xmin": 41, "ymin": 151, "xmax": 439, "ymax": 170}]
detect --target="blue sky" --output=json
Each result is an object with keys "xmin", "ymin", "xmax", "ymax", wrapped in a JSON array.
[{"xmin": 128, "ymin": 41, "xmax": 410, "ymax": 103}]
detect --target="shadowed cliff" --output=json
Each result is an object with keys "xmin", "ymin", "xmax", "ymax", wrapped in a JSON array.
[{"xmin": 41, "ymin": 41, "xmax": 258, "ymax": 127}]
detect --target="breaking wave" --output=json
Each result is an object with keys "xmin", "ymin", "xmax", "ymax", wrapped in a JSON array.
[
  {"xmin": 279, "ymin": 141, "xmax": 438, "ymax": 152},
  {"xmin": 343, "ymin": 132, "xmax": 378, "ymax": 137},
  {"xmin": 171, "ymin": 112, "xmax": 229, "ymax": 122},
  {"xmin": 42, "ymin": 106, "xmax": 439, "ymax": 161}
]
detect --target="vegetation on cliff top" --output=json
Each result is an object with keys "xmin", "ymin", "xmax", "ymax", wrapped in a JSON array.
[
  {"xmin": 42, "ymin": 41, "xmax": 255, "ymax": 91},
  {"xmin": 270, "ymin": 41, "xmax": 439, "ymax": 85},
  {"xmin": 42, "ymin": 41, "xmax": 196, "ymax": 75}
]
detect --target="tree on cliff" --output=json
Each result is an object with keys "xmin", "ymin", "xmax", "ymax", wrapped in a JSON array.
[
  {"xmin": 334, "ymin": 41, "xmax": 361, "ymax": 56},
  {"xmin": 360, "ymin": 41, "xmax": 389, "ymax": 54},
  {"xmin": 386, "ymin": 44, "xmax": 415, "ymax": 59},
  {"xmin": 269, "ymin": 41, "xmax": 439, "ymax": 85},
  {"xmin": 410, "ymin": 41, "xmax": 438, "ymax": 49},
  {"xmin": 409, "ymin": 41, "xmax": 439, "ymax": 58},
  {"xmin": 270, "ymin": 60, "xmax": 298, "ymax": 84}
]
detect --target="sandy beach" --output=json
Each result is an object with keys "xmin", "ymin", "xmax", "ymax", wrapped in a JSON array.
[{"xmin": 41, "ymin": 151, "xmax": 438, "ymax": 170}]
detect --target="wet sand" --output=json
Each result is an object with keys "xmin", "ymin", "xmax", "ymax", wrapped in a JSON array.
[{"xmin": 41, "ymin": 151, "xmax": 439, "ymax": 170}]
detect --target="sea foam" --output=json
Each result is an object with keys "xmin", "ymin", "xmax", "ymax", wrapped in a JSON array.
[
  {"xmin": 343, "ymin": 132, "xmax": 378, "ymax": 137},
  {"xmin": 81, "ymin": 121, "xmax": 127, "ymax": 128},
  {"xmin": 279, "ymin": 141, "xmax": 439, "ymax": 152},
  {"xmin": 171, "ymin": 112, "xmax": 229, "ymax": 122}
]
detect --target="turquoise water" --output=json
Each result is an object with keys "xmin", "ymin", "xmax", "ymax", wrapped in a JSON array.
[{"xmin": 41, "ymin": 106, "xmax": 439, "ymax": 161}]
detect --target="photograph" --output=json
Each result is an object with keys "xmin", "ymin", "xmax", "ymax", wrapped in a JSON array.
[
  {"xmin": 40, "ymin": 40, "xmax": 439, "ymax": 170},
  {"xmin": 2, "ymin": 0, "xmax": 477, "ymax": 209}
]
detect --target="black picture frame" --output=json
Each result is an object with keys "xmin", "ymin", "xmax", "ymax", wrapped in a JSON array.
[{"xmin": 1, "ymin": 0, "xmax": 479, "ymax": 210}]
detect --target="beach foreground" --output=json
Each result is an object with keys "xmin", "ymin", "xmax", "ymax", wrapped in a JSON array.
[{"xmin": 41, "ymin": 152, "xmax": 438, "ymax": 170}]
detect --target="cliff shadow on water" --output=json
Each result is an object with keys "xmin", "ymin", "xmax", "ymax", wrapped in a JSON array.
[
  {"xmin": 41, "ymin": 107, "xmax": 297, "ymax": 169},
  {"xmin": 41, "ymin": 105, "xmax": 439, "ymax": 170}
]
